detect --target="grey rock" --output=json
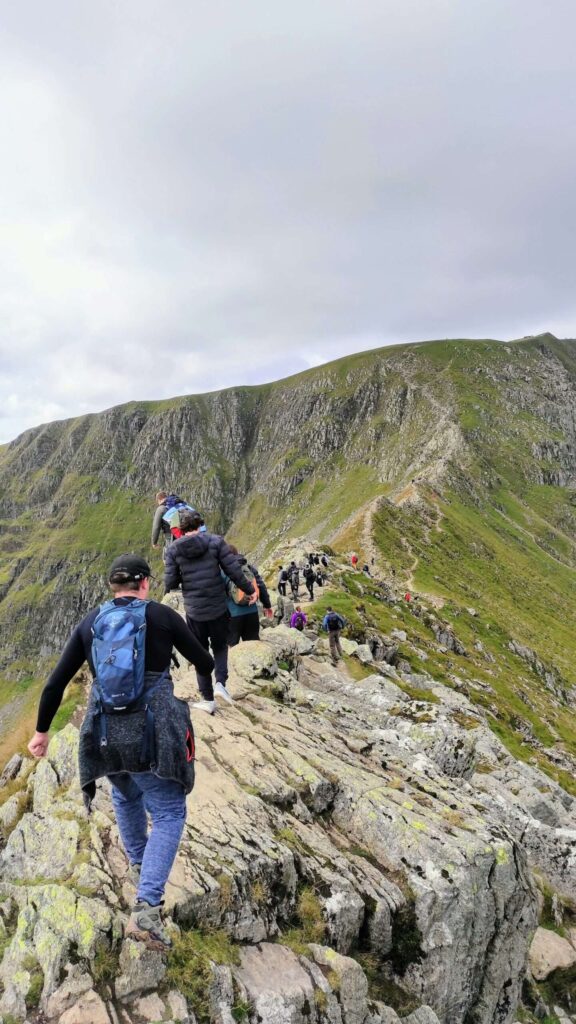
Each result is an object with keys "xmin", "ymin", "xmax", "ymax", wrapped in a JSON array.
[
  {"xmin": 115, "ymin": 940, "xmax": 166, "ymax": 1000},
  {"xmin": 2, "ymin": 812, "xmax": 79, "ymax": 881},
  {"xmin": 59, "ymin": 989, "xmax": 111, "ymax": 1024},
  {"xmin": 404, "ymin": 1009, "xmax": 442, "ymax": 1024},
  {"xmin": 32, "ymin": 758, "xmax": 59, "ymax": 814},
  {"xmin": 0, "ymin": 753, "xmax": 23, "ymax": 786},
  {"xmin": 0, "ymin": 793, "xmax": 23, "ymax": 830},
  {"xmin": 45, "ymin": 970, "xmax": 93, "ymax": 1018},
  {"xmin": 308, "ymin": 944, "xmax": 369, "ymax": 1024},
  {"xmin": 354, "ymin": 644, "xmax": 374, "ymax": 664},
  {"xmin": 233, "ymin": 943, "xmax": 316, "ymax": 1023}
]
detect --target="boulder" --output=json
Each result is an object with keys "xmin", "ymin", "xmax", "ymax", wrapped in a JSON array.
[
  {"xmin": 47, "ymin": 724, "xmax": 80, "ymax": 786},
  {"xmin": 45, "ymin": 969, "xmax": 93, "ymax": 1018},
  {"xmin": 0, "ymin": 793, "xmax": 23, "ymax": 830},
  {"xmin": 132, "ymin": 991, "xmax": 168, "ymax": 1021},
  {"xmin": 233, "ymin": 943, "xmax": 315, "ymax": 1022},
  {"xmin": 340, "ymin": 638, "xmax": 359, "ymax": 655},
  {"xmin": 115, "ymin": 939, "xmax": 166, "ymax": 1000},
  {"xmin": 59, "ymin": 989, "xmax": 111, "ymax": 1024},
  {"xmin": 354, "ymin": 644, "xmax": 374, "ymax": 664},
  {"xmin": 33, "ymin": 757, "xmax": 59, "ymax": 814},
  {"xmin": 529, "ymin": 926, "xmax": 576, "ymax": 981},
  {"xmin": 2, "ymin": 812, "xmax": 79, "ymax": 881},
  {"xmin": 308, "ymin": 944, "xmax": 369, "ymax": 1024},
  {"xmin": 0, "ymin": 752, "xmax": 23, "ymax": 786}
]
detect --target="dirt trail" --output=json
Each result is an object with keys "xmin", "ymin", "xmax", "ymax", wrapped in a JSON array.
[{"xmin": 391, "ymin": 479, "xmax": 445, "ymax": 608}]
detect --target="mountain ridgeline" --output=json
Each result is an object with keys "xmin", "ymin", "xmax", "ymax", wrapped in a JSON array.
[{"xmin": 1, "ymin": 333, "xmax": 576, "ymax": 753}]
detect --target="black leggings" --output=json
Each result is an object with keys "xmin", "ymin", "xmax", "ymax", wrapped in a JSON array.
[
  {"xmin": 186, "ymin": 613, "xmax": 229, "ymax": 699},
  {"xmin": 228, "ymin": 613, "xmax": 260, "ymax": 647}
]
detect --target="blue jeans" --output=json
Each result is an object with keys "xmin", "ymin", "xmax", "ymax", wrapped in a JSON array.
[{"xmin": 110, "ymin": 772, "xmax": 187, "ymax": 906}]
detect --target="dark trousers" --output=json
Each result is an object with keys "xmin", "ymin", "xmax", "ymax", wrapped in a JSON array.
[
  {"xmin": 186, "ymin": 613, "xmax": 229, "ymax": 700},
  {"xmin": 305, "ymin": 581, "xmax": 314, "ymax": 600},
  {"xmin": 228, "ymin": 612, "xmax": 260, "ymax": 647},
  {"xmin": 278, "ymin": 581, "xmax": 287, "ymax": 596}
]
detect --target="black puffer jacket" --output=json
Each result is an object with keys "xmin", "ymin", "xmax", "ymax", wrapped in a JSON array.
[{"xmin": 164, "ymin": 531, "xmax": 254, "ymax": 621}]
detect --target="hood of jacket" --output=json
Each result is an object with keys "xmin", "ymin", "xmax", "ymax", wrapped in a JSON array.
[{"xmin": 175, "ymin": 533, "xmax": 210, "ymax": 559}]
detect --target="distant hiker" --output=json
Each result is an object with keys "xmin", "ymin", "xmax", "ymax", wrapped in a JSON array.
[
  {"xmin": 290, "ymin": 606, "xmax": 307, "ymax": 631},
  {"xmin": 225, "ymin": 545, "xmax": 273, "ymax": 645},
  {"xmin": 275, "ymin": 591, "xmax": 295, "ymax": 626},
  {"xmin": 322, "ymin": 606, "xmax": 346, "ymax": 665},
  {"xmin": 363, "ymin": 564, "xmax": 371, "ymax": 576},
  {"xmin": 164, "ymin": 511, "xmax": 256, "ymax": 712},
  {"xmin": 303, "ymin": 564, "xmax": 315, "ymax": 601},
  {"xmin": 152, "ymin": 491, "xmax": 200, "ymax": 556},
  {"xmin": 321, "ymin": 554, "xmax": 328, "ymax": 568},
  {"xmin": 28, "ymin": 553, "xmax": 213, "ymax": 950},
  {"xmin": 351, "ymin": 554, "xmax": 359, "ymax": 569},
  {"xmin": 313, "ymin": 554, "xmax": 320, "ymax": 566},
  {"xmin": 288, "ymin": 561, "xmax": 300, "ymax": 599},
  {"xmin": 404, "ymin": 592, "xmax": 412, "ymax": 603},
  {"xmin": 308, "ymin": 553, "xmax": 315, "ymax": 566},
  {"xmin": 278, "ymin": 565, "xmax": 289, "ymax": 597},
  {"xmin": 315, "ymin": 569, "xmax": 324, "ymax": 587}
]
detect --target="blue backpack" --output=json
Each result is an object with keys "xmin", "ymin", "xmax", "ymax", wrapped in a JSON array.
[{"xmin": 91, "ymin": 599, "xmax": 159, "ymax": 760}]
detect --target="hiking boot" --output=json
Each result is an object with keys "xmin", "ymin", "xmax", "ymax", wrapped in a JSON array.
[
  {"xmin": 126, "ymin": 901, "xmax": 172, "ymax": 950},
  {"xmin": 214, "ymin": 682, "xmax": 234, "ymax": 704},
  {"xmin": 192, "ymin": 699, "xmax": 217, "ymax": 715},
  {"xmin": 128, "ymin": 862, "xmax": 141, "ymax": 886}
]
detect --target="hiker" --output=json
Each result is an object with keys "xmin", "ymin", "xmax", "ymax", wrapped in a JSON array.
[
  {"xmin": 225, "ymin": 545, "xmax": 273, "ymax": 645},
  {"xmin": 288, "ymin": 561, "xmax": 300, "ymax": 599},
  {"xmin": 277, "ymin": 565, "xmax": 288, "ymax": 597},
  {"xmin": 322, "ymin": 606, "xmax": 346, "ymax": 665},
  {"xmin": 275, "ymin": 591, "xmax": 295, "ymax": 626},
  {"xmin": 363, "ymin": 564, "xmax": 371, "ymax": 576},
  {"xmin": 321, "ymin": 554, "xmax": 328, "ymax": 568},
  {"xmin": 290, "ymin": 606, "xmax": 307, "ymax": 631},
  {"xmin": 315, "ymin": 569, "xmax": 324, "ymax": 588},
  {"xmin": 313, "ymin": 553, "xmax": 320, "ymax": 566},
  {"xmin": 28, "ymin": 553, "xmax": 213, "ymax": 950},
  {"xmin": 164, "ymin": 511, "xmax": 256, "ymax": 711},
  {"xmin": 151, "ymin": 491, "xmax": 199, "ymax": 556},
  {"xmin": 404, "ymin": 592, "xmax": 412, "ymax": 603},
  {"xmin": 351, "ymin": 553, "xmax": 359, "ymax": 570},
  {"xmin": 303, "ymin": 564, "xmax": 315, "ymax": 601}
]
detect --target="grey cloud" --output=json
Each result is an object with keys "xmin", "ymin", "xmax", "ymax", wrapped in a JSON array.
[{"xmin": 0, "ymin": 0, "xmax": 575, "ymax": 441}]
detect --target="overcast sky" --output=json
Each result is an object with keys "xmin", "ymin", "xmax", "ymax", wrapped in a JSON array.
[{"xmin": 0, "ymin": 0, "xmax": 575, "ymax": 442}]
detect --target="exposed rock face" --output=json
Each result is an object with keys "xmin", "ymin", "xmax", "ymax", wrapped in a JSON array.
[{"xmin": 0, "ymin": 607, "xmax": 575, "ymax": 1021}]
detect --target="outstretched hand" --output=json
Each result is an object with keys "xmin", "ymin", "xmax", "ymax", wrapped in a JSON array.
[
  {"xmin": 28, "ymin": 732, "xmax": 49, "ymax": 758},
  {"xmin": 264, "ymin": 608, "xmax": 273, "ymax": 619}
]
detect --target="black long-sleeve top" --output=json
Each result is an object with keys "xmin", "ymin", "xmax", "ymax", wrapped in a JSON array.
[{"xmin": 36, "ymin": 597, "xmax": 214, "ymax": 732}]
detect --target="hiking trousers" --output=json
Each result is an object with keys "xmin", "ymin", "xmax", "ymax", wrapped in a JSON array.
[
  {"xmin": 278, "ymin": 582, "xmax": 287, "ymax": 597},
  {"xmin": 228, "ymin": 612, "xmax": 260, "ymax": 646},
  {"xmin": 329, "ymin": 629, "xmax": 343, "ymax": 664},
  {"xmin": 110, "ymin": 772, "xmax": 187, "ymax": 906},
  {"xmin": 306, "ymin": 582, "xmax": 314, "ymax": 600},
  {"xmin": 186, "ymin": 613, "xmax": 229, "ymax": 700}
]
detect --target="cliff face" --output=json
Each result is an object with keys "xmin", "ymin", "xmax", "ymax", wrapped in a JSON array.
[{"xmin": 1, "ymin": 334, "xmax": 576, "ymax": 714}]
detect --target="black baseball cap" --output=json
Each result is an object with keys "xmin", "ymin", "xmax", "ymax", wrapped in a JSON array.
[{"xmin": 108, "ymin": 554, "xmax": 153, "ymax": 583}]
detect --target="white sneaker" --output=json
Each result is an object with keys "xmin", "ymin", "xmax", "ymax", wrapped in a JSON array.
[
  {"xmin": 192, "ymin": 699, "xmax": 217, "ymax": 715},
  {"xmin": 214, "ymin": 682, "xmax": 234, "ymax": 704}
]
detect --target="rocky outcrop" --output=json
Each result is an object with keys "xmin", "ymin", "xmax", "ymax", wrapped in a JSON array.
[{"xmin": 6, "ymin": 612, "xmax": 575, "ymax": 1023}]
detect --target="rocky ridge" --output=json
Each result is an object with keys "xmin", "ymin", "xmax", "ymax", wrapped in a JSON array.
[{"xmin": 0, "ymin": 580, "xmax": 575, "ymax": 1024}]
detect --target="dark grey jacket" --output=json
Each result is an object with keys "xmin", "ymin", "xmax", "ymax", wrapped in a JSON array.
[{"xmin": 164, "ymin": 531, "xmax": 254, "ymax": 621}]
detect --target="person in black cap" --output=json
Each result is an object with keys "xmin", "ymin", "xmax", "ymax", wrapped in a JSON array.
[{"xmin": 28, "ymin": 552, "xmax": 213, "ymax": 951}]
